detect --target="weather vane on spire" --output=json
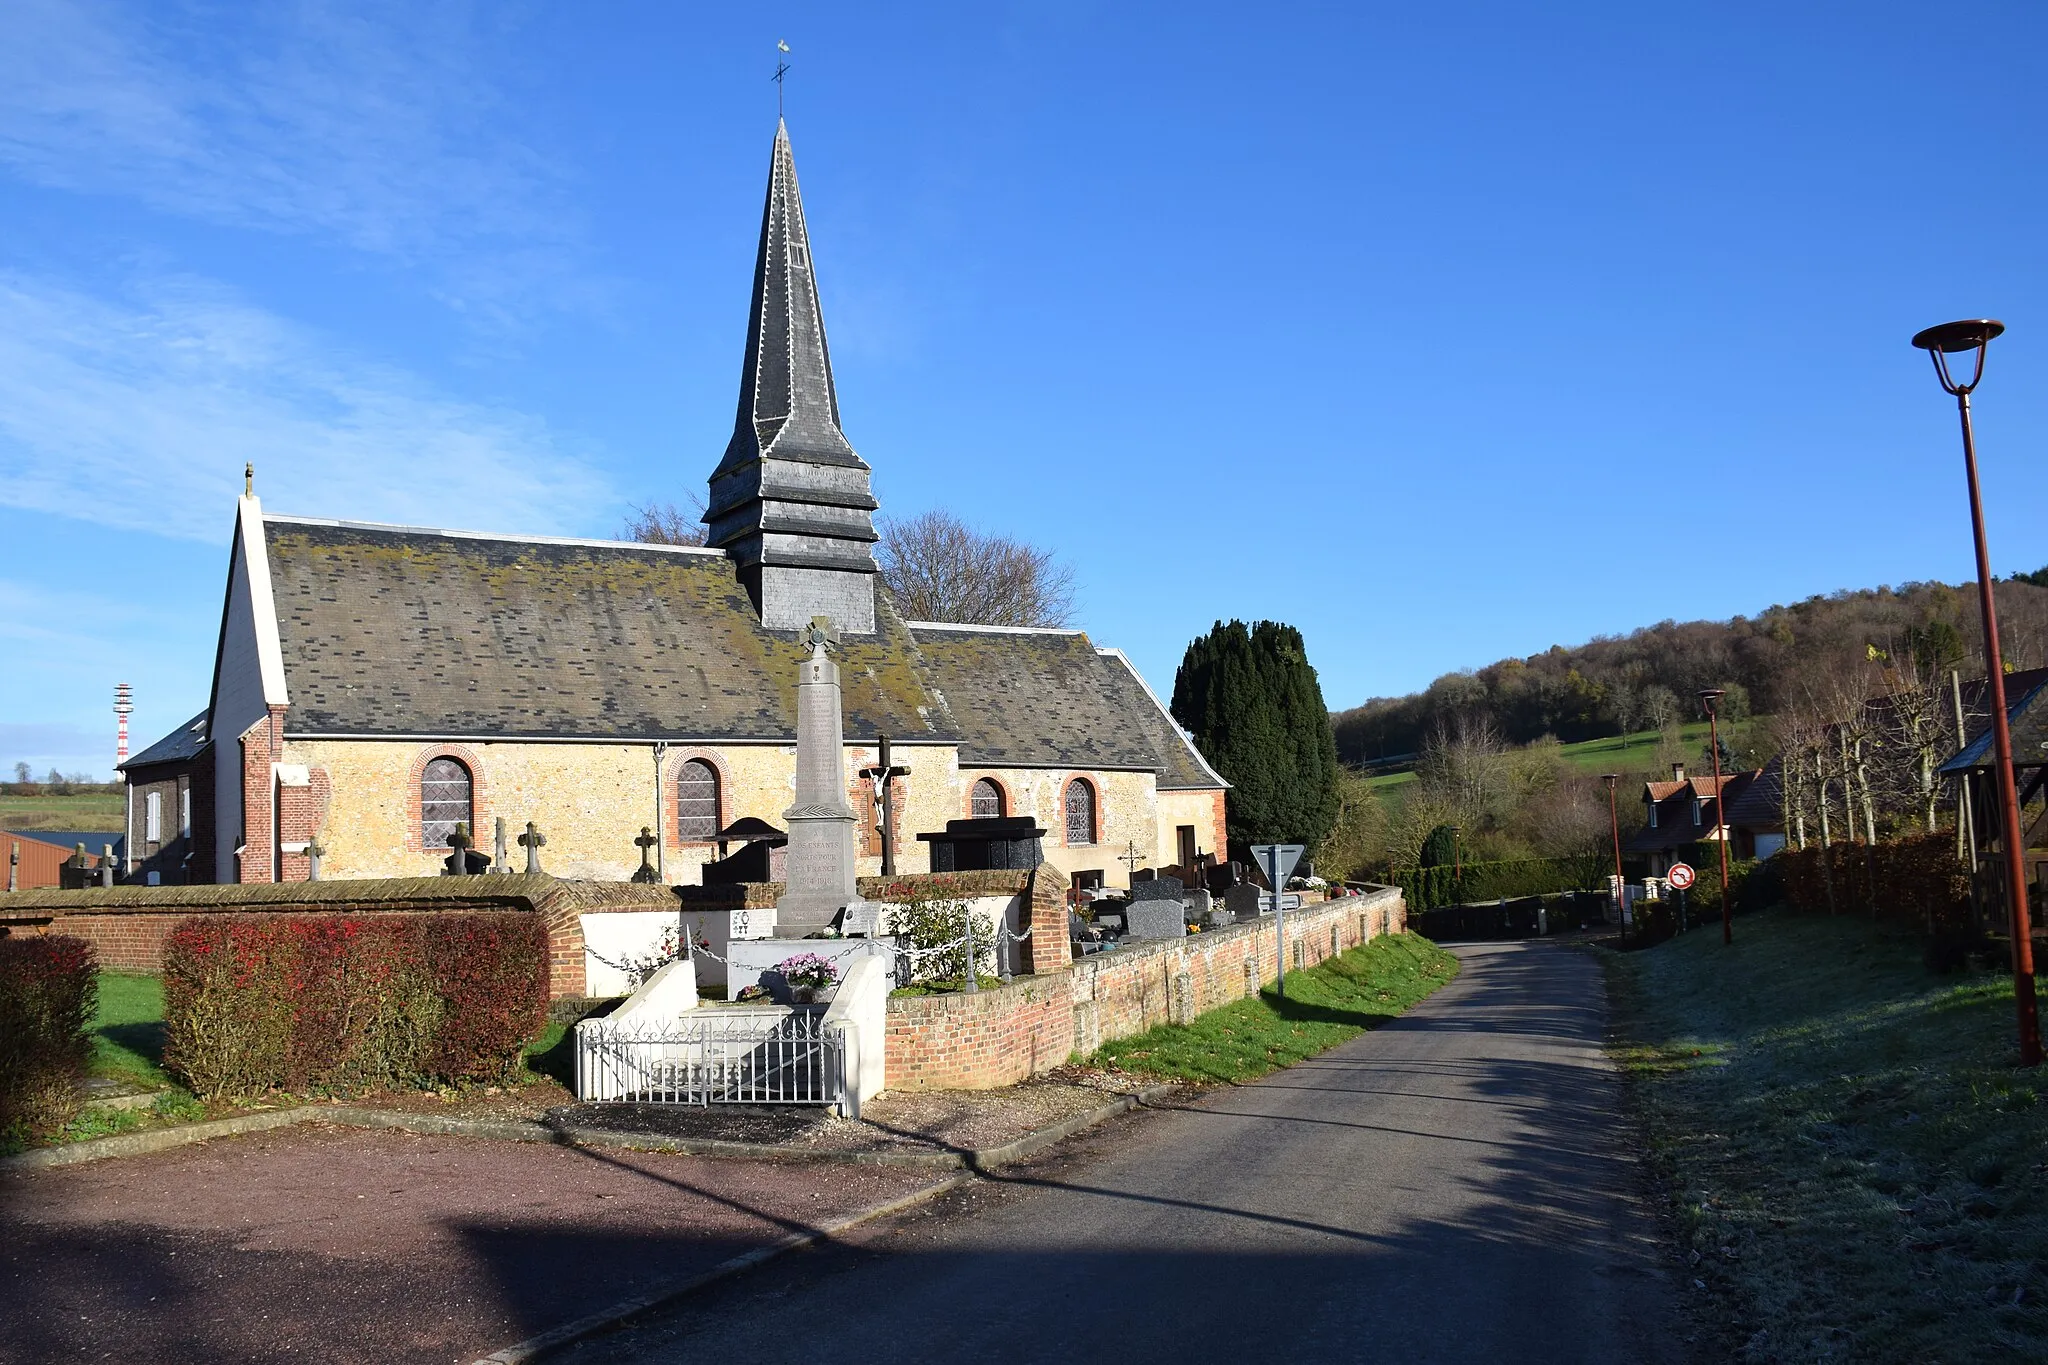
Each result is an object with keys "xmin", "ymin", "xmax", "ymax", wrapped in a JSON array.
[{"xmin": 773, "ymin": 39, "xmax": 790, "ymax": 118}]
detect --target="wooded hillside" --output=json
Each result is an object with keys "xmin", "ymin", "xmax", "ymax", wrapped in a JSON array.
[{"xmin": 1333, "ymin": 574, "xmax": 2048, "ymax": 765}]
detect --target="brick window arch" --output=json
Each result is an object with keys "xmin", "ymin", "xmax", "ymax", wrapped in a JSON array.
[
  {"xmin": 970, "ymin": 777, "xmax": 1005, "ymax": 819},
  {"xmin": 421, "ymin": 757, "xmax": 473, "ymax": 850},
  {"xmin": 677, "ymin": 758, "xmax": 721, "ymax": 843},
  {"xmin": 1064, "ymin": 777, "xmax": 1097, "ymax": 847}
]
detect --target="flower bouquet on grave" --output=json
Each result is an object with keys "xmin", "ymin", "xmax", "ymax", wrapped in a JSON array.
[{"xmin": 775, "ymin": 952, "xmax": 841, "ymax": 1004}]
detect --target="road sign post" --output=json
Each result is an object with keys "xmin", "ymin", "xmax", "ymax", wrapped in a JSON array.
[{"xmin": 1250, "ymin": 844, "xmax": 1305, "ymax": 998}]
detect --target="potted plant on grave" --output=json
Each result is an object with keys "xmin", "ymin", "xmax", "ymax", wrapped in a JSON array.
[{"xmin": 775, "ymin": 952, "xmax": 841, "ymax": 1004}]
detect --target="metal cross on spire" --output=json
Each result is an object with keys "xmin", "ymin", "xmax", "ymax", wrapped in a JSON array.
[{"xmin": 773, "ymin": 39, "xmax": 790, "ymax": 117}]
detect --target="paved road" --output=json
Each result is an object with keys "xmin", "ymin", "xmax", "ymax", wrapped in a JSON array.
[{"xmin": 559, "ymin": 940, "xmax": 1684, "ymax": 1365}]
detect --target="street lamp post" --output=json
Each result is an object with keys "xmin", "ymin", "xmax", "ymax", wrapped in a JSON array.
[
  {"xmin": 1603, "ymin": 775, "xmax": 1624, "ymax": 942},
  {"xmin": 1699, "ymin": 690, "xmax": 1734, "ymax": 946},
  {"xmin": 1912, "ymin": 318, "xmax": 2041, "ymax": 1068}
]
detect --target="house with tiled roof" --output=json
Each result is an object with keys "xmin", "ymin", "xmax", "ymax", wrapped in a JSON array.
[
  {"xmin": 138, "ymin": 120, "xmax": 1228, "ymax": 888},
  {"xmin": 1623, "ymin": 763, "xmax": 1770, "ymax": 874}
]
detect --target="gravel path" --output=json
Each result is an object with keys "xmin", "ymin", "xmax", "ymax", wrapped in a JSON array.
[{"xmin": 0, "ymin": 1124, "xmax": 943, "ymax": 1364}]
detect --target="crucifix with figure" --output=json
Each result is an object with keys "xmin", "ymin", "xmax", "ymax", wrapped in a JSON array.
[{"xmin": 859, "ymin": 734, "xmax": 912, "ymax": 876}]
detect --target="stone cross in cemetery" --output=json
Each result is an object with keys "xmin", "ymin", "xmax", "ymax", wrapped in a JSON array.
[
  {"xmin": 101, "ymin": 844, "xmax": 116, "ymax": 888},
  {"xmin": 519, "ymin": 822, "xmax": 547, "ymax": 874},
  {"xmin": 857, "ymin": 733, "xmax": 912, "ymax": 876},
  {"xmin": 490, "ymin": 816, "xmax": 512, "ymax": 874},
  {"xmin": 1117, "ymin": 840, "xmax": 1146, "ymax": 880},
  {"xmin": 777, "ymin": 616, "xmax": 876, "ymax": 935},
  {"xmin": 305, "ymin": 838, "xmax": 325, "ymax": 881},
  {"xmin": 444, "ymin": 822, "xmax": 475, "ymax": 876},
  {"xmin": 7, "ymin": 840, "xmax": 17, "ymax": 893},
  {"xmin": 631, "ymin": 826, "xmax": 662, "ymax": 884}
]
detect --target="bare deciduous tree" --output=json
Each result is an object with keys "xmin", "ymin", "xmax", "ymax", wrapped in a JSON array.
[
  {"xmin": 622, "ymin": 497, "xmax": 708, "ymax": 548},
  {"xmin": 875, "ymin": 510, "xmax": 1076, "ymax": 627}
]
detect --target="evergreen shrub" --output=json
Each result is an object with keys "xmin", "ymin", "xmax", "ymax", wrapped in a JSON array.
[
  {"xmin": 0, "ymin": 936, "xmax": 97, "ymax": 1139},
  {"xmin": 163, "ymin": 913, "xmax": 547, "ymax": 1099}
]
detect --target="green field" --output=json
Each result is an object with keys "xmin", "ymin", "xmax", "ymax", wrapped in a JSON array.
[
  {"xmin": 1556, "ymin": 719, "xmax": 1757, "ymax": 773},
  {"xmin": 1606, "ymin": 913, "xmax": 2048, "ymax": 1361},
  {"xmin": 0, "ymin": 791, "xmax": 125, "ymax": 833}
]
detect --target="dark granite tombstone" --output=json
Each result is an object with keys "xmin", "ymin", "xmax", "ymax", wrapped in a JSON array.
[
  {"xmin": 917, "ymin": 817, "xmax": 1046, "ymax": 873},
  {"xmin": 1225, "ymin": 883, "xmax": 1266, "ymax": 921},
  {"xmin": 1128, "ymin": 877, "xmax": 1186, "ymax": 904},
  {"xmin": 1205, "ymin": 861, "xmax": 1245, "ymax": 895},
  {"xmin": 702, "ymin": 818, "xmax": 789, "ymax": 886}
]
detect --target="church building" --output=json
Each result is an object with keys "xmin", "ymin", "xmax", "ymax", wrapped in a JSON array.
[{"xmin": 127, "ymin": 120, "xmax": 1229, "ymax": 889}]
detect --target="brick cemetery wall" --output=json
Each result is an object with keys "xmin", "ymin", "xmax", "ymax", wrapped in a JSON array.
[{"xmin": 884, "ymin": 883, "xmax": 1406, "ymax": 1090}]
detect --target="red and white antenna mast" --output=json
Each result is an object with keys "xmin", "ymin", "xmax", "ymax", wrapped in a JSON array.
[{"xmin": 114, "ymin": 683, "xmax": 134, "ymax": 768}]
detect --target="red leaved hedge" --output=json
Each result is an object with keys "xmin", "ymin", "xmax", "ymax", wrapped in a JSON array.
[
  {"xmin": 0, "ymin": 935, "xmax": 98, "ymax": 1138},
  {"xmin": 163, "ymin": 913, "xmax": 547, "ymax": 1099}
]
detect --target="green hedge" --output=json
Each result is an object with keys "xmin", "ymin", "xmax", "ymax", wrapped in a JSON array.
[{"xmin": 1392, "ymin": 854, "xmax": 1610, "ymax": 911}]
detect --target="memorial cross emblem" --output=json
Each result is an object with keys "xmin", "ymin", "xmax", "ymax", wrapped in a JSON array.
[{"xmin": 801, "ymin": 615, "xmax": 839, "ymax": 655}]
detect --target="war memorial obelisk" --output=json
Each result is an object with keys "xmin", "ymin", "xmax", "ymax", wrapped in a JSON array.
[{"xmin": 775, "ymin": 617, "xmax": 875, "ymax": 935}]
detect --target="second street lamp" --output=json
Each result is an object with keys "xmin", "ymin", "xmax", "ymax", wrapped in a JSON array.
[
  {"xmin": 1603, "ymin": 774, "xmax": 1624, "ymax": 943},
  {"xmin": 1699, "ymin": 690, "xmax": 1734, "ymax": 945},
  {"xmin": 1911, "ymin": 318, "xmax": 2041, "ymax": 1068}
]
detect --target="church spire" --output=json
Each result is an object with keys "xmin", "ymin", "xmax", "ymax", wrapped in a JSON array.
[{"xmin": 705, "ymin": 119, "xmax": 881, "ymax": 634}]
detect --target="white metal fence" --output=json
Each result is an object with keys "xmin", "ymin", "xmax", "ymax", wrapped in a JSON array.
[{"xmin": 574, "ymin": 1008, "xmax": 845, "ymax": 1107}]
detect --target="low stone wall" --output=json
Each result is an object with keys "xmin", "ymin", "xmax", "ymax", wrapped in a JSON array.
[{"xmin": 883, "ymin": 885, "xmax": 1405, "ymax": 1090}]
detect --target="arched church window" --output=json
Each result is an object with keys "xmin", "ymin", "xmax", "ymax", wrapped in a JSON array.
[
  {"xmin": 421, "ymin": 757, "xmax": 473, "ymax": 849},
  {"xmin": 970, "ymin": 778, "xmax": 1004, "ymax": 820},
  {"xmin": 678, "ymin": 759, "xmax": 721, "ymax": 842},
  {"xmin": 1064, "ymin": 778, "xmax": 1096, "ymax": 846}
]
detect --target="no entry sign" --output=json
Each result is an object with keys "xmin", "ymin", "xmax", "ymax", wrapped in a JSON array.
[{"xmin": 1667, "ymin": 862, "xmax": 1696, "ymax": 890}]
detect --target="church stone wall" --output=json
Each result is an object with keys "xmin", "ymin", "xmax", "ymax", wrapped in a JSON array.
[
  {"xmin": 286, "ymin": 739, "xmax": 801, "ymax": 882},
  {"xmin": 275, "ymin": 735, "xmax": 1200, "ymax": 891},
  {"xmin": 1155, "ymin": 788, "xmax": 1229, "ymax": 869}
]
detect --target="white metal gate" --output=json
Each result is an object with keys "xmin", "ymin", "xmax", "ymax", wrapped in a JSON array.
[{"xmin": 573, "ymin": 1008, "xmax": 845, "ymax": 1106}]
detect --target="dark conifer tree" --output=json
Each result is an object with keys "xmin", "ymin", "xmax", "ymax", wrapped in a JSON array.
[{"xmin": 1171, "ymin": 620, "xmax": 1341, "ymax": 857}]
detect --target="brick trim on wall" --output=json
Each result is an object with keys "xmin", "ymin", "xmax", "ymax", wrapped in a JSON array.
[
  {"xmin": 403, "ymin": 743, "xmax": 491, "ymax": 856},
  {"xmin": 962, "ymin": 773, "xmax": 1013, "ymax": 819},
  {"xmin": 663, "ymin": 748, "xmax": 726, "ymax": 850},
  {"xmin": 1060, "ymin": 773, "xmax": 1097, "ymax": 847}
]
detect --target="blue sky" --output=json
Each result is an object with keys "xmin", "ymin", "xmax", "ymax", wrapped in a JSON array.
[{"xmin": 4, "ymin": 1, "xmax": 2046, "ymax": 779}]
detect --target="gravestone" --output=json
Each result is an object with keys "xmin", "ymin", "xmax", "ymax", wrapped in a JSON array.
[
  {"xmin": 1225, "ymin": 883, "xmax": 1266, "ymax": 921},
  {"xmin": 1124, "ymin": 898, "xmax": 1188, "ymax": 940},
  {"xmin": 918, "ymin": 817, "xmax": 1046, "ymax": 872},
  {"xmin": 630, "ymin": 826, "xmax": 662, "ymax": 884},
  {"xmin": 776, "ymin": 617, "xmax": 875, "ymax": 935},
  {"xmin": 1128, "ymin": 878, "xmax": 1187, "ymax": 904},
  {"xmin": 839, "ymin": 901, "xmax": 881, "ymax": 936},
  {"xmin": 490, "ymin": 817, "xmax": 512, "ymax": 874},
  {"xmin": 518, "ymin": 822, "xmax": 546, "ymax": 874}
]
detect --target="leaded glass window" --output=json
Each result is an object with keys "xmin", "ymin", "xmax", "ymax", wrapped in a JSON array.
[
  {"xmin": 970, "ymin": 778, "xmax": 1004, "ymax": 820},
  {"xmin": 678, "ymin": 759, "xmax": 720, "ymax": 842},
  {"xmin": 421, "ymin": 757, "xmax": 472, "ymax": 850},
  {"xmin": 1065, "ymin": 779, "xmax": 1095, "ymax": 846}
]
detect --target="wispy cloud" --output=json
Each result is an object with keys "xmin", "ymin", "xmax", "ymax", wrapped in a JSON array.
[
  {"xmin": 0, "ymin": 0, "xmax": 582, "ymax": 325},
  {"xmin": 0, "ymin": 271, "xmax": 614, "ymax": 540}
]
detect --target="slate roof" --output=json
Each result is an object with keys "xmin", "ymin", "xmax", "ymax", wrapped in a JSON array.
[
  {"xmin": 264, "ymin": 518, "xmax": 946, "ymax": 743},
  {"xmin": 907, "ymin": 626, "xmax": 1225, "ymax": 789},
  {"xmin": 121, "ymin": 710, "xmax": 210, "ymax": 771},
  {"xmin": 258, "ymin": 516, "xmax": 1224, "ymax": 788},
  {"xmin": 1623, "ymin": 771, "xmax": 1759, "ymax": 854}
]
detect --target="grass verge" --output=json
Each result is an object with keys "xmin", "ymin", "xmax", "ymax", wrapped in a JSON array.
[
  {"xmin": 1091, "ymin": 932, "xmax": 1457, "ymax": 1084},
  {"xmin": 92, "ymin": 972, "xmax": 170, "ymax": 1087},
  {"xmin": 1604, "ymin": 910, "xmax": 2048, "ymax": 1363}
]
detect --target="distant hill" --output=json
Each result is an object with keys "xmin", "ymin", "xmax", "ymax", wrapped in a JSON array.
[{"xmin": 1332, "ymin": 572, "xmax": 2048, "ymax": 766}]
